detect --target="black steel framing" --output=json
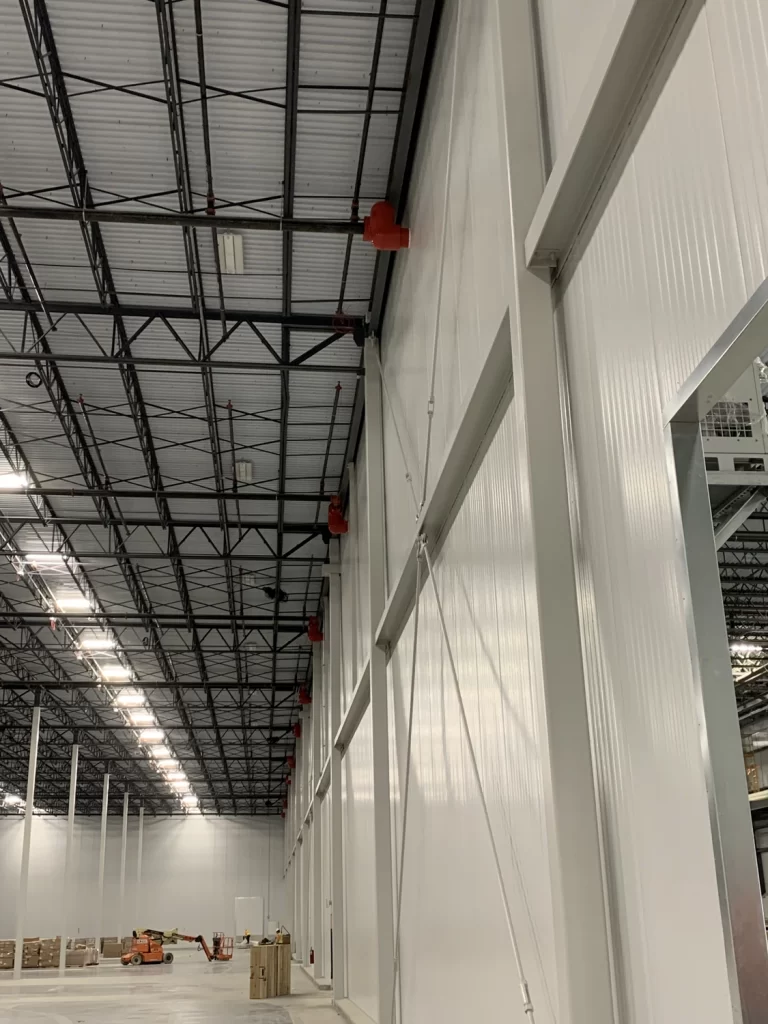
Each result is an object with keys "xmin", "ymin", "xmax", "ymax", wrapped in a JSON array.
[{"xmin": 0, "ymin": 0, "xmax": 438, "ymax": 815}]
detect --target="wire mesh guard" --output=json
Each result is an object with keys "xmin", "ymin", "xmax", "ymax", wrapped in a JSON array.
[{"xmin": 703, "ymin": 400, "xmax": 754, "ymax": 439}]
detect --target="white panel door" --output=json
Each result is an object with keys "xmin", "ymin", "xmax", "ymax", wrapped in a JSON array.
[{"xmin": 234, "ymin": 896, "xmax": 264, "ymax": 938}]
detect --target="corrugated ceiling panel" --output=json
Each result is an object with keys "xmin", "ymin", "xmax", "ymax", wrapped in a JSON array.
[{"xmin": 7, "ymin": 220, "xmax": 97, "ymax": 302}]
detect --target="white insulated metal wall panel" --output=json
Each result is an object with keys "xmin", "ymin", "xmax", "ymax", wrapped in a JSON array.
[
  {"xmin": 321, "ymin": 793, "xmax": 333, "ymax": 976},
  {"xmin": 340, "ymin": 432, "xmax": 369, "ymax": 709},
  {"xmin": 535, "ymin": 0, "xmax": 617, "ymax": 161},
  {"xmin": 706, "ymin": 0, "xmax": 768, "ymax": 297},
  {"xmin": 0, "ymin": 815, "xmax": 284, "ymax": 939},
  {"xmin": 630, "ymin": 9, "xmax": 748, "ymax": 413},
  {"xmin": 342, "ymin": 706, "xmax": 378, "ymax": 1021},
  {"xmin": 551, "ymin": 7, "xmax": 768, "ymax": 1009},
  {"xmin": 380, "ymin": 0, "xmax": 512, "ymax": 586},
  {"xmin": 388, "ymin": 398, "xmax": 557, "ymax": 1024},
  {"xmin": 341, "ymin": 469, "xmax": 361, "ymax": 713}
]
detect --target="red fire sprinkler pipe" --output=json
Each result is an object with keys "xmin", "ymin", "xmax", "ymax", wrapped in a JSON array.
[{"xmin": 363, "ymin": 201, "xmax": 410, "ymax": 251}]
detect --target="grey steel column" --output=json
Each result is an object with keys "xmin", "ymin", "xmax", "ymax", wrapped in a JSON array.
[
  {"xmin": 117, "ymin": 792, "xmax": 129, "ymax": 937},
  {"xmin": 311, "ymin": 643, "xmax": 324, "ymax": 977},
  {"xmin": 58, "ymin": 743, "xmax": 79, "ymax": 973},
  {"xmin": 95, "ymin": 772, "xmax": 110, "ymax": 954},
  {"xmin": 671, "ymin": 420, "xmax": 768, "ymax": 1017},
  {"xmin": 327, "ymin": 541, "xmax": 346, "ymax": 999},
  {"xmin": 364, "ymin": 337, "xmax": 395, "ymax": 1024},
  {"xmin": 13, "ymin": 701, "xmax": 41, "ymax": 979},
  {"xmin": 135, "ymin": 804, "xmax": 144, "ymax": 923}
]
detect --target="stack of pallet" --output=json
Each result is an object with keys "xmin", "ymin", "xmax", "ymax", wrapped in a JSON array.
[
  {"xmin": 39, "ymin": 938, "xmax": 61, "ymax": 969},
  {"xmin": 100, "ymin": 937, "xmax": 123, "ymax": 959},
  {"xmin": 0, "ymin": 940, "xmax": 14, "ymax": 970},
  {"xmin": 22, "ymin": 940, "xmax": 40, "ymax": 970},
  {"xmin": 249, "ymin": 942, "xmax": 291, "ymax": 1000}
]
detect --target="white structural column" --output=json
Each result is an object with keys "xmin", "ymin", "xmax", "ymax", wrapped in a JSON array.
[
  {"xmin": 59, "ymin": 743, "xmax": 79, "ymax": 973},
  {"xmin": 118, "ymin": 791, "xmax": 129, "ymax": 937},
  {"xmin": 95, "ymin": 772, "xmax": 110, "ymax": 954},
  {"xmin": 302, "ymin": 821, "xmax": 311, "ymax": 967},
  {"xmin": 326, "ymin": 540, "xmax": 346, "ymax": 999},
  {"xmin": 364, "ymin": 337, "xmax": 395, "ymax": 1024},
  {"xmin": 311, "ymin": 644, "xmax": 324, "ymax": 977},
  {"xmin": 671, "ymin": 420, "xmax": 768, "ymax": 1018},
  {"xmin": 14, "ymin": 702, "xmax": 41, "ymax": 980},
  {"xmin": 496, "ymin": 0, "xmax": 616, "ymax": 1019},
  {"xmin": 136, "ymin": 804, "xmax": 145, "ymax": 922}
]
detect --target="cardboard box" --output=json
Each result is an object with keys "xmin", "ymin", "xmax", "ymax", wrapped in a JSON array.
[
  {"xmin": 122, "ymin": 937, "xmax": 134, "ymax": 953},
  {"xmin": 66, "ymin": 950, "xmax": 87, "ymax": 969},
  {"xmin": 101, "ymin": 941, "xmax": 123, "ymax": 959}
]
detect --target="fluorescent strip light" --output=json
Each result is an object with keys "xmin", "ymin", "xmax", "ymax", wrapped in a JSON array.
[
  {"xmin": 155, "ymin": 758, "xmax": 178, "ymax": 770},
  {"xmin": 138, "ymin": 729, "xmax": 165, "ymax": 743},
  {"xmin": 171, "ymin": 780, "xmax": 191, "ymax": 792},
  {"xmin": 100, "ymin": 665, "xmax": 131, "ymax": 681},
  {"xmin": 3, "ymin": 793, "xmax": 22, "ymax": 806},
  {"xmin": 217, "ymin": 233, "xmax": 244, "ymax": 275},
  {"xmin": 165, "ymin": 771, "xmax": 186, "ymax": 781},
  {"xmin": 55, "ymin": 593, "xmax": 92, "ymax": 611},
  {"xmin": 128, "ymin": 710, "xmax": 156, "ymax": 726},
  {"xmin": 151, "ymin": 745, "xmax": 171, "ymax": 759},
  {"xmin": 0, "ymin": 472, "xmax": 28, "ymax": 489},
  {"xmin": 181, "ymin": 794, "xmax": 199, "ymax": 806},
  {"xmin": 81, "ymin": 636, "xmax": 115, "ymax": 650},
  {"xmin": 113, "ymin": 690, "xmax": 145, "ymax": 707},
  {"xmin": 26, "ymin": 552, "xmax": 66, "ymax": 567}
]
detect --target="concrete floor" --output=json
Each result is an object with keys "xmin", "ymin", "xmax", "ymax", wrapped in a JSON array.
[{"xmin": 0, "ymin": 948, "xmax": 339, "ymax": 1024}]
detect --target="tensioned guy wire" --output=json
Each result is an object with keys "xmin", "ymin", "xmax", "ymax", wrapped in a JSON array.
[
  {"xmin": 422, "ymin": 543, "xmax": 536, "ymax": 1021},
  {"xmin": 419, "ymin": 0, "xmax": 461, "ymax": 516},
  {"xmin": 390, "ymin": 540, "xmax": 424, "ymax": 1024},
  {"xmin": 372, "ymin": 345, "xmax": 421, "ymax": 515}
]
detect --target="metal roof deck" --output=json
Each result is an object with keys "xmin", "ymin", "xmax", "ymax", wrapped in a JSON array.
[{"xmin": 0, "ymin": 0, "xmax": 440, "ymax": 816}]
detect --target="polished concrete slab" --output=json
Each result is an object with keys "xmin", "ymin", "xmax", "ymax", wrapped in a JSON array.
[{"xmin": 0, "ymin": 948, "xmax": 339, "ymax": 1024}]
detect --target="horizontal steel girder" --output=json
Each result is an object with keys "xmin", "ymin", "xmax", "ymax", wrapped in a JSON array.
[
  {"xmin": 19, "ymin": 486, "xmax": 327, "ymax": 503},
  {"xmin": 0, "ymin": 297, "xmax": 364, "ymax": 330},
  {"xmin": 0, "ymin": 348, "xmax": 363, "ymax": 375},
  {"xmin": 0, "ymin": 515, "xmax": 323, "ymax": 531},
  {"xmin": 1, "ymin": 612, "xmax": 308, "ymax": 625},
  {"xmin": 0, "ymin": 204, "xmax": 367, "ymax": 235},
  {"xmin": 0, "ymin": 679, "xmax": 299, "ymax": 690}
]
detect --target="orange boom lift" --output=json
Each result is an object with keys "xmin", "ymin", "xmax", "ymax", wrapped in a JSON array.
[{"xmin": 121, "ymin": 930, "xmax": 233, "ymax": 966}]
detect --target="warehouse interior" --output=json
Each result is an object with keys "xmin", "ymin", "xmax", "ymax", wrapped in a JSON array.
[{"xmin": 2, "ymin": 0, "xmax": 768, "ymax": 1022}]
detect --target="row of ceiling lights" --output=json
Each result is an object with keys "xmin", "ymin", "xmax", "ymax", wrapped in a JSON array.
[{"xmin": 2, "ymin": 494, "xmax": 201, "ymax": 811}]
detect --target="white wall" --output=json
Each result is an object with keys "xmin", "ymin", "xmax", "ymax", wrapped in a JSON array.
[
  {"xmin": 286, "ymin": 1, "xmax": 768, "ymax": 1022},
  {"xmin": 0, "ymin": 814, "xmax": 284, "ymax": 941},
  {"xmin": 382, "ymin": 1, "xmax": 559, "ymax": 1022},
  {"xmin": 539, "ymin": 1, "xmax": 765, "ymax": 1020}
]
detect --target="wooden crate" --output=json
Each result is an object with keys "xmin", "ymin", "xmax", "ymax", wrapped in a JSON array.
[{"xmin": 249, "ymin": 943, "xmax": 291, "ymax": 1000}]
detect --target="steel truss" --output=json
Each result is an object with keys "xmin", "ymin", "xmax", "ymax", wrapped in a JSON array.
[{"xmin": 0, "ymin": 0, "xmax": 432, "ymax": 815}]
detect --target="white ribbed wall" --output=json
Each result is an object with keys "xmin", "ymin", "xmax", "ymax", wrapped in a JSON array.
[
  {"xmin": 342, "ymin": 706, "xmax": 378, "ymax": 1020},
  {"xmin": 283, "ymin": 1, "xmax": 768, "ymax": 1022},
  {"xmin": 340, "ymin": 439, "xmax": 369, "ymax": 712},
  {"xmin": 380, "ymin": 0, "xmax": 512, "ymax": 588},
  {"xmin": 382, "ymin": 1, "xmax": 559, "ymax": 1023},
  {"xmin": 535, "ymin": 0, "xmax": 616, "ymax": 161},
  {"xmin": 388, "ymin": 397, "xmax": 558, "ymax": 1023},
  {"xmin": 0, "ymin": 814, "xmax": 284, "ymax": 941},
  {"xmin": 539, "ymin": 1, "xmax": 767, "ymax": 1020}
]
